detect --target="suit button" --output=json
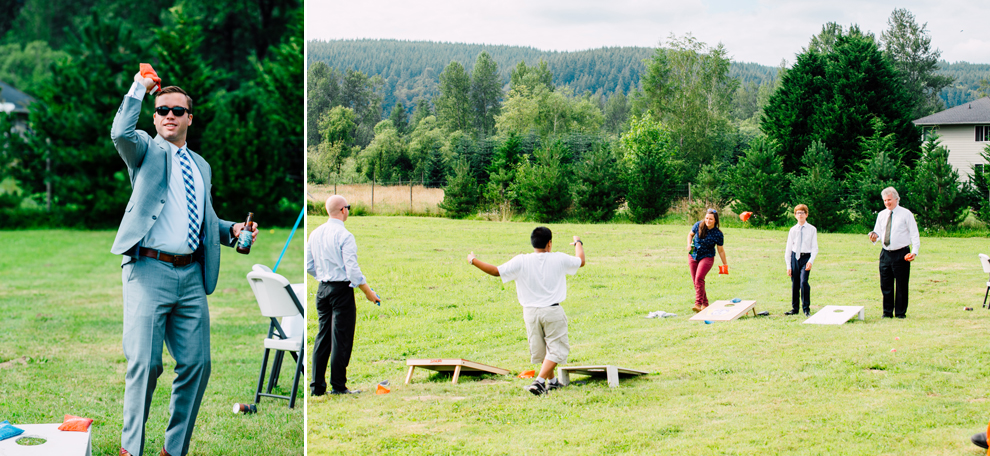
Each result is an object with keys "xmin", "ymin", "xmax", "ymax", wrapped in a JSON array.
[
  {"xmin": 161, "ymin": 199, "xmax": 166, "ymax": 204},
  {"xmin": 152, "ymin": 215, "xmax": 157, "ymax": 220}
]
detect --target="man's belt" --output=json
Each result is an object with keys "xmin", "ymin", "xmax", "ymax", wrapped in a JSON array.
[{"xmin": 138, "ymin": 247, "xmax": 195, "ymax": 267}]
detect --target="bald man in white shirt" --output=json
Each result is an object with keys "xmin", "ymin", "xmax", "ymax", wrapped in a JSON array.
[{"xmin": 868, "ymin": 187, "xmax": 920, "ymax": 318}]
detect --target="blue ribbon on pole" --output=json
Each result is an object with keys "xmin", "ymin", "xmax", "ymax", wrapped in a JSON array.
[{"xmin": 273, "ymin": 206, "xmax": 305, "ymax": 273}]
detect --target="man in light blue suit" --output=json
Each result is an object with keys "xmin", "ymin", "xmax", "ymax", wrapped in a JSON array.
[{"xmin": 110, "ymin": 70, "xmax": 257, "ymax": 456}]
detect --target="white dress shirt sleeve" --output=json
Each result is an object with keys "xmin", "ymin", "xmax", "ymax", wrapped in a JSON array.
[
  {"xmin": 808, "ymin": 225, "xmax": 819, "ymax": 264},
  {"xmin": 341, "ymin": 232, "xmax": 367, "ymax": 287},
  {"xmin": 907, "ymin": 210, "xmax": 920, "ymax": 256},
  {"xmin": 126, "ymin": 81, "xmax": 146, "ymax": 100}
]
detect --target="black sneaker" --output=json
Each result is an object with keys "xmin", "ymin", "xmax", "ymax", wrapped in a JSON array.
[
  {"xmin": 547, "ymin": 380, "xmax": 563, "ymax": 392},
  {"xmin": 329, "ymin": 389, "xmax": 361, "ymax": 395},
  {"xmin": 804, "ymin": 310, "xmax": 810, "ymax": 317},
  {"xmin": 524, "ymin": 380, "xmax": 547, "ymax": 396}
]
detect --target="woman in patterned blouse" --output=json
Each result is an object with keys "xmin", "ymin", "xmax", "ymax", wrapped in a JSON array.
[{"xmin": 686, "ymin": 209, "xmax": 728, "ymax": 312}]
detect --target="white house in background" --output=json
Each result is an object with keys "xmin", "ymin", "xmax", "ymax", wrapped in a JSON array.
[
  {"xmin": 912, "ymin": 97, "xmax": 990, "ymax": 180},
  {"xmin": 0, "ymin": 80, "xmax": 37, "ymax": 136}
]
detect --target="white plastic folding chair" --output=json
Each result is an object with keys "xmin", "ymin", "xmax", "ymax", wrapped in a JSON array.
[
  {"xmin": 980, "ymin": 254, "xmax": 990, "ymax": 308},
  {"xmin": 246, "ymin": 268, "xmax": 305, "ymax": 408}
]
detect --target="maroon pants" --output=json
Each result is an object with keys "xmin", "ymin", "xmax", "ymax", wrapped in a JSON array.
[{"xmin": 688, "ymin": 256, "xmax": 715, "ymax": 307}]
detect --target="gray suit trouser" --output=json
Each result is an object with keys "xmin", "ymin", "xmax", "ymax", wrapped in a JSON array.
[{"xmin": 121, "ymin": 256, "xmax": 211, "ymax": 456}]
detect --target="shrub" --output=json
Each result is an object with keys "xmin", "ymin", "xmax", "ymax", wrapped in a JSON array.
[
  {"xmin": 513, "ymin": 141, "xmax": 572, "ymax": 222},
  {"xmin": 728, "ymin": 137, "xmax": 789, "ymax": 226},
  {"xmin": 909, "ymin": 135, "xmax": 967, "ymax": 230},
  {"xmin": 621, "ymin": 112, "xmax": 677, "ymax": 223},
  {"xmin": 439, "ymin": 159, "xmax": 480, "ymax": 218},
  {"xmin": 572, "ymin": 142, "xmax": 624, "ymax": 222},
  {"xmin": 789, "ymin": 141, "xmax": 848, "ymax": 231}
]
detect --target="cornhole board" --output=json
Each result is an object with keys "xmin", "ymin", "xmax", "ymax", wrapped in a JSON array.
[
  {"xmin": 405, "ymin": 359, "xmax": 510, "ymax": 384},
  {"xmin": 0, "ymin": 423, "xmax": 92, "ymax": 456},
  {"xmin": 557, "ymin": 365, "xmax": 650, "ymax": 387},
  {"xmin": 689, "ymin": 300, "xmax": 758, "ymax": 321},
  {"xmin": 803, "ymin": 305, "xmax": 865, "ymax": 325}
]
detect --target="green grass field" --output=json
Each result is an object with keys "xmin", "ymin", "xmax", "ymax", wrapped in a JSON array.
[
  {"xmin": 0, "ymin": 229, "xmax": 304, "ymax": 455},
  {"xmin": 307, "ymin": 216, "xmax": 990, "ymax": 455}
]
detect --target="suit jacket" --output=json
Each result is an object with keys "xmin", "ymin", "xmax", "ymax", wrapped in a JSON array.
[{"xmin": 109, "ymin": 94, "xmax": 234, "ymax": 295}]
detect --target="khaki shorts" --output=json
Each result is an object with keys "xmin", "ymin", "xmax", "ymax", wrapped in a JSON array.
[{"xmin": 522, "ymin": 306, "xmax": 570, "ymax": 365}]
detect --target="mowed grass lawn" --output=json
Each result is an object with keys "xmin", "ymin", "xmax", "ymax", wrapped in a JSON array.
[
  {"xmin": 0, "ymin": 229, "xmax": 304, "ymax": 455},
  {"xmin": 308, "ymin": 216, "xmax": 990, "ymax": 455}
]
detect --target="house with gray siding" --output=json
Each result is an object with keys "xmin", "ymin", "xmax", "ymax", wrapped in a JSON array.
[{"xmin": 912, "ymin": 97, "xmax": 990, "ymax": 180}]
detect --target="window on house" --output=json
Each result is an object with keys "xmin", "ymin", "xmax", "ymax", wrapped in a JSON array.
[
  {"xmin": 977, "ymin": 164, "xmax": 986, "ymax": 176},
  {"xmin": 977, "ymin": 126, "xmax": 990, "ymax": 142}
]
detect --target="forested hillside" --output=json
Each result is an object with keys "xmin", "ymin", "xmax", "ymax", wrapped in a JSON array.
[{"xmin": 308, "ymin": 39, "xmax": 988, "ymax": 112}]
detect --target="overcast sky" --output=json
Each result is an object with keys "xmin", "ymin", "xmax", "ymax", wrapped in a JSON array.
[{"xmin": 306, "ymin": 0, "xmax": 989, "ymax": 66}]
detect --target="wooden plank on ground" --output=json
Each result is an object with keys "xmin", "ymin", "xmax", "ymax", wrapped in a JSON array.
[
  {"xmin": 557, "ymin": 365, "xmax": 649, "ymax": 387},
  {"xmin": 803, "ymin": 305, "xmax": 866, "ymax": 325},
  {"xmin": 404, "ymin": 358, "xmax": 510, "ymax": 384},
  {"xmin": 689, "ymin": 300, "xmax": 758, "ymax": 321}
]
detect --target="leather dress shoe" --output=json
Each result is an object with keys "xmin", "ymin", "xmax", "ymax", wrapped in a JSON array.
[
  {"xmin": 161, "ymin": 447, "xmax": 172, "ymax": 456},
  {"xmin": 330, "ymin": 389, "xmax": 361, "ymax": 395},
  {"xmin": 121, "ymin": 449, "xmax": 132, "ymax": 456},
  {"xmin": 784, "ymin": 310, "xmax": 800, "ymax": 315},
  {"xmin": 973, "ymin": 431, "xmax": 988, "ymax": 449}
]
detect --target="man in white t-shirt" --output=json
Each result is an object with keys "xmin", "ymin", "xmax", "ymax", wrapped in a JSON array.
[{"xmin": 467, "ymin": 227, "xmax": 585, "ymax": 395}]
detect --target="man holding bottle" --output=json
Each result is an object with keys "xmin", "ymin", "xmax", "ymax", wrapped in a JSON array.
[{"xmin": 110, "ymin": 66, "xmax": 257, "ymax": 456}]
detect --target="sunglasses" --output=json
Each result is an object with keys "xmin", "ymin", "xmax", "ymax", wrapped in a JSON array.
[
  {"xmin": 342, "ymin": 205, "xmax": 351, "ymax": 211},
  {"xmin": 707, "ymin": 209, "xmax": 717, "ymax": 214},
  {"xmin": 155, "ymin": 106, "xmax": 190, "ymax": 117}
]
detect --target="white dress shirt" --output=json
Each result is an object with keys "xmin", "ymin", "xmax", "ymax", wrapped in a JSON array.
[
  {"xmin": 784, "ymin": 222, "xmax": 819, "ymax": 268},
  {"xmin": 127, "ymin": 82, "xmax": 205, "ymax": 254},
  {"xmin": 305, "ymin": 218, "xmax": 367, "ymax": 286},
  {"xmin": 871, "ymin": 205, "xmax": 921, "ymax": 255}
]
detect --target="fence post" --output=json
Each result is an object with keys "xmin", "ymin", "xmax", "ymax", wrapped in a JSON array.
[
  {"xmin": 410, "ymin": 180, "xmax": 413, "ymax": 213},
  {"xmin": 688, "ymin": 182, "xmax": 692, "ymax": 204},
  {"xmin": 371, "ymin": 169, "xmax": 375, "ymax": 214}
]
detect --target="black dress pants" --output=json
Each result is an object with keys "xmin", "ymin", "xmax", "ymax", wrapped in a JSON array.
[
  {"xmin": 879, "ymin": 247, "xmax": 911, "ymax": 317},
  {"xmin": 790, "ymin": 252, "xmax": 811, "ymax": 312},
  {"xmin": 311, "ymin": 281, "xmax": 355, "ymax": 394}
]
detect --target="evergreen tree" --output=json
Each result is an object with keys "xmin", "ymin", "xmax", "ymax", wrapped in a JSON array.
[
  {"xmin": 470, "ymin": 51, "xmax": 502, "ymax": 136},
  {"xmin": 789, "ymin": 141, "xmax": 848, "ymax": 231},
  {"xmin": 846, "ymin": 120, "xmax": 908, "ymax": 223},
  {"xmin": 484, "ymin": 133, "xmax": 524, "ymax": 216},
  {"xmin": 439, "ymin": 158, "xmax": 479, "ymax": 218},
  {"xmin": 909, "ymin": 135, "xmax": 966, "ymax": 230},
  {"xmin": 762, "ymin": 31, "xmax": 920, "ymax": 173},
  {"xmin": 410, "ymin": 98, "xmax": 433, "ymax": 129},
  {"xmin": 620, "ymin": 112, "xmax": 677, "ymax": 223},
  {"xmin": 572, "ymin": 141, "xmax": 623, "ymax": 222},
  {"xmin": 435, "ymin": 61, "xmax": 471, "ymax": 133},
  {"xmin": 728, "ymin": 137, "xmax": 790, "ymax": 226},
  {"xmin": 603, "ymin": 91, "xmax": 630, "ymax": 135},
  {"xmin": 964, "ymin": 144, "xmax": 990, "ymax": 224},
  {"xmin": 880, "ymin": 8, "xmax": 955, "ymax": 119},
  {"xmin": 513, "ymin": 140, "xmax": 572, "ymax": 222},
  {"xmin": 389, "ymin": 102, "xmax": 408, "ymax": 136}
]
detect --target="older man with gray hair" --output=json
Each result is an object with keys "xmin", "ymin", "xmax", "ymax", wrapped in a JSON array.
[
  {"xmin": 306, "ymin": 195, "xmax": 380, "ymax": 395},
  {"xmin": 868, "ymin": 187, "xmax": 920, "ymax": 318}
]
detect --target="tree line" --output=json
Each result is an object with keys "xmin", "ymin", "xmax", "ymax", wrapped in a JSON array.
[
  {"xmin": 0, "ymin": 0, "xmax": 303, "ymax": 228},
  {"xmin": 307, "ymin": 37, "xmax": 989, "ymax": 118},
  {"xmin": 307, "ymin": 9, "xmax": 990, "ymax": 232}
]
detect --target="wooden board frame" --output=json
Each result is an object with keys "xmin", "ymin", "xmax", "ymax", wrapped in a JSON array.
[
  {"xmin": 404, "ymin": 358, "xmax": 510, "ymax": 384},
  {"xmin": 557, "ymin": 365, "xmax": 649, "ymax": 387},
  {"xmin": 0, "ymin": 423, "xmax": 92, "ymax": 456},
  {"xmin": 689, "ymin": 300, "xmax": 758, "ymax": 321},
  {"xmin": 803, "ymin": 305, "xmax": 866, "ymax": 325}
]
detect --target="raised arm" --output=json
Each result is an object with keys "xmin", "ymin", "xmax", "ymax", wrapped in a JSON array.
[
  {"xmin": 110, "ymin": 73, "xmax": 158, "ymax": 170},
  {"xmin": 571, "ymin": 236, "xmax": 585, "ymax": 267},
  {"xmin": 467, "ymin": 252, "xmax": 500, "ymax": 277}
]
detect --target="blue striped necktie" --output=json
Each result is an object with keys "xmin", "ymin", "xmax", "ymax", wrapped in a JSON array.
[{"xmin": 178, "ymin": 148, "xmax": 200, "ymax": 251}]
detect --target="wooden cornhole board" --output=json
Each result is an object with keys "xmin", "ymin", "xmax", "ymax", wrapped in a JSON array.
[
  {"xmin": 405, "ymin": 358, "xmax": 510, "ymax": 384},
  {"xmin": 0, "ymin": 424, "xmax": 92, "ymax": 456},
  {"xmin": 689, "ymin": 300, "xmax": 758, "ymax": 321},
  {"xmin": 803, "ymin": 305, "xmax": 865, "ymax": 325},
  {"xmin": 557, "ymin": 365, "xmax": 649, "ymax": 387}
]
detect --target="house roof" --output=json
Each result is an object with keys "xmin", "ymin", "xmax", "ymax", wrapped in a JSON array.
[
  {"xmin": 0, "ymin": 80, "xmax": 37, "ymax": 114},
  {"xmin": 913, "ymin": 97, "xmax": 990, "ymax": 126}
]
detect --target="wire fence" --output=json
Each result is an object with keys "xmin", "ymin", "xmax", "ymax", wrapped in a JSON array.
[{"xmin": 307, "ymin": 179, "xmax": 703, "ymax": 217}]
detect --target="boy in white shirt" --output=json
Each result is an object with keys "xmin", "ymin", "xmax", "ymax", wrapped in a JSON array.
[
  {"xmin": 784, "ymin": 204, "xmax": 818, "ymax": 316},
  {"xmin": 467, "ymin": 227, "xmax": 585, "ymax": 395}
]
